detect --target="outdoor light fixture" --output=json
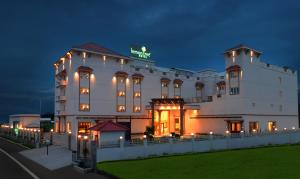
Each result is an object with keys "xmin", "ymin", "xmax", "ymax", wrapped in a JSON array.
[
  {"xmin": 68, "ymin": 131, "xmax": 72, "ymax": 134},
  {"xmin": 274, "ymin": 128, "xmax": 278, "ymax": 131},
  {"xmin": 209, "ymin": 131, "xmax": 213, "ymax": 135},
  {"xmin": 292, "ymin": 126, "xmax": 296, "ymax": 130},
  {"xmin": 78, "ymin": 135, "xmax": 82, "ymax": 139},
  {"xmin": 83, "ymin": 136, "xmax": 88, "ymax": 140},
  {"xmin": 284, "ymin": 128, "xmax": 287, "ymax": 130},
  {"xmin": 225, "ymin": 130, "xmax": 230, "ymax": 134},
  {"xmin": 169, "ymin": 134, "xmax": 172, "ymax": 137},
  {"xmin": 240, "ymin": 130, "xmax": 244, "ymax": 133},
  {"xmin": 50, "ymin": 129, "xmax": 53, "ymax": 132},
  {"xmin": 120, "ymin": 136, "xmax": 123, "ymax": 140},
  {"xmin": 143, "ymin": 135, "xmax": 147, "ymax": 139}
]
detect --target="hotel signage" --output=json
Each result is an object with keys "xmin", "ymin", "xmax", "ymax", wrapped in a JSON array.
[{"xmin": 130, "ymin": 45, "xmax": 151, "ymax": 60}]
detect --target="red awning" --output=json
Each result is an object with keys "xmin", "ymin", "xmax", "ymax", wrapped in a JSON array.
[{"xmin": 88, "ymin": 120, "xmax": 129, "ymax": 132}]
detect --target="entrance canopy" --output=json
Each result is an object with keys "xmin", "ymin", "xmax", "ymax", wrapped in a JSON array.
[
  {"xmin": 88, "ymin": 120, "xmax": 128, "ymax": 132},
  {"xmin": 151, "ymin": 98, "xmax": 184, "ymax": 105}
]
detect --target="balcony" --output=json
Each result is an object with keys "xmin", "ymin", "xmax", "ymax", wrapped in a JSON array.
[
  {"xmin": 184, "ymin": 96, "xmax": 213, "ymax": 103},
  {"xmin": 57, "ymin": 96, "xmax": 67, "ymax": 102},
  {"xmin": 56, "ymin": 110, "xmax": 66, "ymax": 115},
  {"xmin": 59, "ymin": 80, "xmax": 67, "ymax": 87}
]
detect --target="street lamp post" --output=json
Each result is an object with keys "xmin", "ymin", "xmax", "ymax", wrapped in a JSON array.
[{"xmin": 50, "ymin": 129, "xmax": 53, "ymax": 145}]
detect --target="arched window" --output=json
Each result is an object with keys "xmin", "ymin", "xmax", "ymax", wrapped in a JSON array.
[
  {"xmin": 216, "ymin": 81, "xmax": 226, "ymax": 97},
  {"xmin": 173, "ymin": 79, "xmax": 183, "ymax": 98},
  {"xmin": 115, "ymin": 71, "xmax": 128, "ymax": 112},
  {"xmin": 132, "ymin": 73, "xmax": 144, "ymax": 113},
  {"xmin": 160, "ymin": 78, "xmax": 170, "ymax": 98},
  {"xmin": 195, "ymin": 82, "xmax": 204, "ymax": 99},
  {"xmin": 77, "ymin": 66, "xmax": 93, "ymax": 111}
]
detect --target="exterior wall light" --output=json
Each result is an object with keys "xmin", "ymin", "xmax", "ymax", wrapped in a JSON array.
[
  {"xmin": 83, "ymin": 136, "xmax": 88, "ymax": 140},
  {"xmin": 284, "ymin": 128, "xmax": 287, "ymax": 130},
  {"xmin": 274, "ymin": 128, "xmax": 278, "ymax": 131},
  {"xmin": 68, "ymin": 131, "xmax": 72, "ymax": 134},
  {"xmin": 50, "ymin": 129, "xmax": 54, "ymax": 132},
  {"xmin": 225, "ymin": 130, "xmax": 230, "ymax": 134},
  {"xmin": 191, "ymin": 133, "xmax": 194, "ymax": 136},
  {"xmin": 120, "ymin": 136, "xmax": 123, "ymax": 140},
  {"xmin": 78, "ymin": 135, "xmax": 82, "ymax": 139},
  {"xmin": 292, "ymin": 126, "xmax": 296, "ymax": 130},
  {"xmin": 143, "ymin": 135, "xmax": 147, "ymax": 139},
  {"xmin": 209, "ymin": 131, "xmax": 213, "ymax": 135}
]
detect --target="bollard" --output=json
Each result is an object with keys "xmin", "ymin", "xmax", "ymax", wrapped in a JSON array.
[
  {"xmin": 143, "ymin": 135, "xmax": 148, "ymax": 147},
  {"xmin": 119, "ymin": 136, "xmax": 124, "ymax": 148}
]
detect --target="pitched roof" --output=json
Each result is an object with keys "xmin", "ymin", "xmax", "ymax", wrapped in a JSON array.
[
  {"xmin": 72, "ymin": 42, "xmax": 129, "ymax": 59},
  {"xmin": 88, "ymin": 120, "xmax": 129, "ymax": 132}
]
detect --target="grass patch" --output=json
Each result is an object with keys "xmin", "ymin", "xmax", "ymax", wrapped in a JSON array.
[{"xmin": 97, "ymin": 144, "xmax": 300, "ymax": 179}]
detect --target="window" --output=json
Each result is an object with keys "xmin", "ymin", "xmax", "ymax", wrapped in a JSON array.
[
  {"xmin": 230, "ymin": 87, "xmax": 239, "ymax": 95},
  {"xmin": 117, "ymin": 105, "xmax": 126, "ymax": 112},
  {"xmin": 80, "ymin": 87, "xmax": 89, "ymax": 95},
  {"xmin": 80, "ymin": 72, "xmax": 90, "ymax": 79},
  {"xmin": 134, "ymin": 79, "xmax": 141, "ymax": 85},
  {"xmin": 66, "ymin": 122, "xmax": 71, "ymax": 133},
  {"xmin": 79, "ymin": 70, "xmax": 91, "ymax": 112},
  {"xmin": 267, "ymin": 121, "xmax": 276, "ymax": 132},
  {"xmin": 229, "ymin": 71, "xmax": 238, "ymax": 78},
  {"xmin": 116, "ymin": 75, "xmax": 127, "ymax": 112},
  {"xmin": 249, "ymin": 122, "xmax": 259, "ymax": 133},
  {"xmin": 162, "ymin": 82, "xmax": 168, "ymax": 87},
  {"xmin": 134, "ymin": 106, "xmax": 141, "ymax": 113},
  {"xmin": 134, "ymin": 92, "xmax": 141, "ymax": 98},
  {"xmin": 174, "ymin": 83, "xmax": 180, "ymax": 88},
  {"xmin": 80, "ymin": 104, "xmax": 89, "ymax": 111},
  {"xmin": 118, "ymin": 90, "xmax": 126, "ymax": 97},
  {"xmin": 162, "ymin": 72, "xmax": 166, "ymax": 75},
  {"xmin": 161, "ymin": 79, "xmax": 170, "ymax": 98}
]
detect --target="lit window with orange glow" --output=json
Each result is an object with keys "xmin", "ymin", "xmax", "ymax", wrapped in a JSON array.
[
  {"xmin": 117, "ymin": 105, "xmax": 126, "ymax": 112},
  {"xmin": 134, "ymin": 92, "xmax": 141, "ymax": 98},
  {"xmin": 80, "ymin": 87, "xmax": 89, "ymax": 95},
  {"xmin": 134, "ymin": 79, "xmax": 141, "ymax": 84},
  {"xmin": 80, "ymin": 104, "xmax": 90, "ymax": 111},
  {"xmin": 118, "ymin": 90, "xmax": 126, "ymax": 97},
  {"xmin": 134, "ymin": 106, "xmax": 141, "ymax": 113}
]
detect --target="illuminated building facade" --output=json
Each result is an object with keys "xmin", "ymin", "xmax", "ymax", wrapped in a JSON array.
[{"xmin": 53, "ymin": 43, "xmax": 298, "ymax": 148}]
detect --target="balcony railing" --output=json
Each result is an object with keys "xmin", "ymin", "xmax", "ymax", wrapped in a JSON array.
[
  {"xmin": 59, "ymin": 80, "xmax": 67, "ymax": 87},
  {"xmin": 57, "ymin": 96, "xmax": 67, "ymax": 102},
  {"xmin": 184, "ymin": 96, "xmax": 213, "ymax": 103}
]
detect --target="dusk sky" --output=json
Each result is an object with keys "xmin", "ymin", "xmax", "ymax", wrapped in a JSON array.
[{"xmin": 0, "ymin": 0, "xmax": 300, "ymax": 122}]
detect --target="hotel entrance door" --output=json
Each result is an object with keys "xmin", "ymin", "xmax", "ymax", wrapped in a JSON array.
[{"xmin": 154, "ymin": 111, "xmax": 169, "ymax": 135}]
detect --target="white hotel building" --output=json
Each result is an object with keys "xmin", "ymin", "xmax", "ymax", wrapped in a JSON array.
[{"xmin": 54, "ymin": 43, "xmax": 298, "ymax": 144}]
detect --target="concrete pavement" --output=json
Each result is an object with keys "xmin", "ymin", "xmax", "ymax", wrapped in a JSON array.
[
  {"xmin": 0, "ymin": 137, "xmax": 110, "ymax": 179},
  {"xmin": 20, "ymin": 145, "xmax": 72, "ymax": 170}
]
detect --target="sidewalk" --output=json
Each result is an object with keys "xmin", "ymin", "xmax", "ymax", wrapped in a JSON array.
[{"xmin": 20, "ymin": 145, "xmax": 72, "ymax": 170}]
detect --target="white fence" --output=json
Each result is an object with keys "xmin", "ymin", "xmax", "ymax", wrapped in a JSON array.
[{"xmin": 97, "ymin": 130, "xmax": 300, "ymax": 162}]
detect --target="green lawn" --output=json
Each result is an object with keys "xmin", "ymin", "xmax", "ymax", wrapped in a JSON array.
[{"xmin": 97, "ymin": 145, "xmax": 300, "ymax": 179}]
